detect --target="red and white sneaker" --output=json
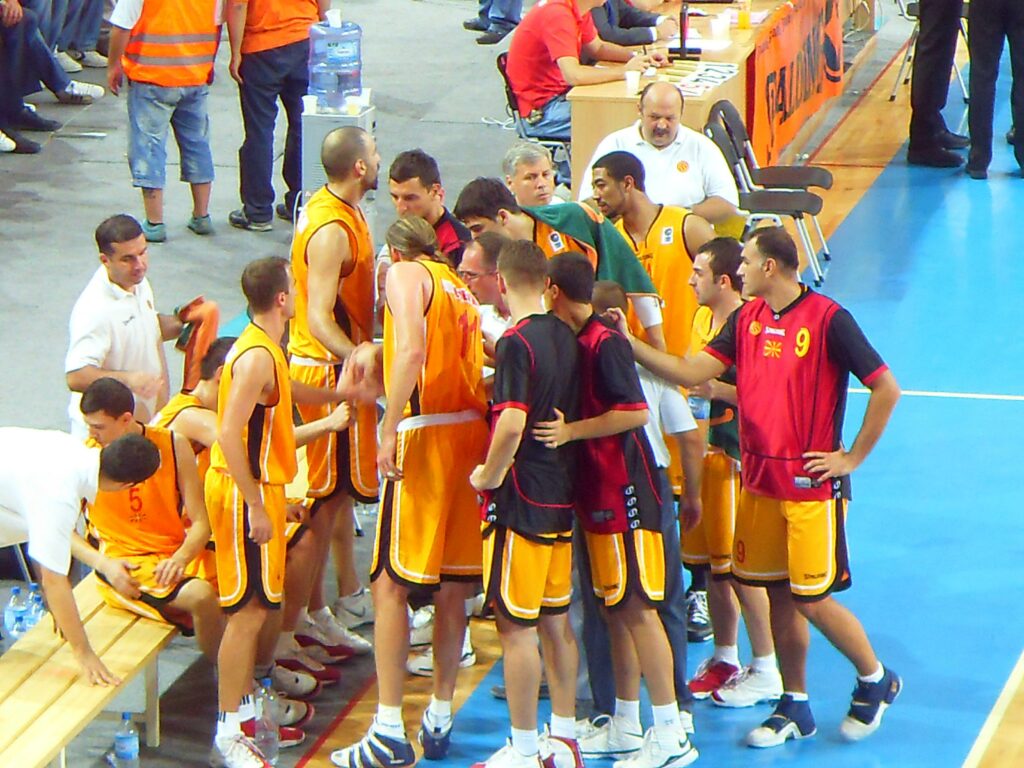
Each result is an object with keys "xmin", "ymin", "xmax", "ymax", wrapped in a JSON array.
[
  {"xmin": 541, "ymin": 731, "xmax": 585, "ymax": 768},
  {"xmin": 276, "ymin": 641, "xmax": 342, "ymax": 685},
  {"xmin": 270, "ymin": 664, "xmax": 322, "ymax": 700},
  {"xmin": 241, "ymin": 717, "xmax": 306, "ymax": 748},
  {"xmin": 688, "ymin": 658, "xmax": 741, "ymax": 699},
  {"xmin": 209, "ymin": 733, "xmax": 271, "ymax": 767},
  {"xmin": 296, "ymin": 609, "xmax": 371, "ymax": 660}
]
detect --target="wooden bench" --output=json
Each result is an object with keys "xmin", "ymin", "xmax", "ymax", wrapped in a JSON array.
[{"xmin": 0, "ymin": 574, "xmax": 178, "ymax": 768}]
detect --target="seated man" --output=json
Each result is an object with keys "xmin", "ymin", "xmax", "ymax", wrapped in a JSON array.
[
  {"xmin": 579, "ymin": 82, "xmax": 741, "ymax": 232},
  {"xmin": 505, "ymin": 0, "xmax": 665, "ymax": 142},
  {"xmin": 503, "ymin": 141, "xmax": 559, "ymax": 208},
  {"xmin": 590, "ymin": 0, "xmax": 677, "ymax": 47}
]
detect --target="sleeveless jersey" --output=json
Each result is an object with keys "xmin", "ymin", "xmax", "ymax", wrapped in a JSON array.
[
  {"xmin": 532, "ymin": 219, "xmax": 599, "ymax": 273},
  {"xmin": 383, "ymin": 260, "xmax": 487, "ymax": 418},
  {"xmin": 153, "ymin": 391, "xmax": 211, "ymax": 483},
  {"xmin": 616, "ymin": 205, "xmax": 697, "ymax": 357},
  {"xmin": 689, "ymin": 305, "xmax": 740, "ymax": 461},
  {"xmin": 86, "ymin": 425, "xmax": 184, "ymax": 558},
  {"xmin": 210, "ymin": 323, "xmax": 297, "ymax": 485}
]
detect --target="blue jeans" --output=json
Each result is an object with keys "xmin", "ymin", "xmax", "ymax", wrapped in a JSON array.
[
  {"xmin": 522, "ymin": 93, "xmax": 571, "ymax": 140},
  {"xmin": 0, "ymin": 8, "xmax": 70, "ymax": 100},
  {"xmin": 477, "ymin": 0, "xmax": 522, "ymax": 32},
  {"xmin": 59, "ymin": 0, "xmax": 103, "ymax": 52},
  {"xmin": 128, "ymin": 81, "xmax": 214, "ymax": 189},
  {"xmin": 23, "ymin": 0, "xmax": 69, "ymax": 49},
  {"xmin": 237, "ymin": 38, "xmax": 308, "ymax": 222},
  {"xmin": 576, "ymin": 470, "xmax": 693, "ymax": 716}
]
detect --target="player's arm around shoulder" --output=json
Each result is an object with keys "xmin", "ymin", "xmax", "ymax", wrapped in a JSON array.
[{"xmin": 172, "ymin": 433, "xmax": 211, "ymax": 557}]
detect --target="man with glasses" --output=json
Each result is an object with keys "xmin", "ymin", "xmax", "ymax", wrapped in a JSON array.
[{"xmin": 459, "ymin": 232, "xmax": 513, "ymax": 351}]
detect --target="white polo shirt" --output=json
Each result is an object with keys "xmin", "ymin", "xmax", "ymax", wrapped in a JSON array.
[
  {"xmin": 0, "ymin": 429, "xmax": 100, "ymax": 575},
  {"xmin": 579, "ymin": 121, "xmax": 739, "ymax": 210},
  {"xmin": 66, "ymin": 266, "xmax": 164, "ymax": 436},
  {"xmin": 636, "ymin": 365, "xmax": 696, "ymax": 469}
]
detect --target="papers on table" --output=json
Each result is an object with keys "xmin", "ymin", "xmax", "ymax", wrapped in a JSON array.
[{"xmin": 658, "ymin": 61, "xmax": 740, "ymax": 97}]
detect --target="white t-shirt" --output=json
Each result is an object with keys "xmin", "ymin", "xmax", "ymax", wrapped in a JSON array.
[
  {"xmin": 636, "ymin": 365, "xmax": 696, "ymax": 469},
  {"xmin": 579, "ymin": 121, "xmax": 740, "ymax": 210},
  {"xmin": 477, "ymin": 304, "xmax": 514, "ymax": 346},
  {"xmin": 66, "ymin": 266, "xmax": 165, "ymax": 437},
  {"xmin": 0, "ymin": 429, "xmax": 100, "ymax": 575}
]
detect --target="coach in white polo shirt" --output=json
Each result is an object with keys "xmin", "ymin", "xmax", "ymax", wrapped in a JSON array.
[
  {"xmin": 580, "ymin": 81, "xmax": 740, "ymax": 227},
  {"xmin": 0, "ymin": 427, "xmax": 160, "ymax": 684},
  {"xmin": 65, "ymin": 214, "xmax": 184, "ymax": 438}
]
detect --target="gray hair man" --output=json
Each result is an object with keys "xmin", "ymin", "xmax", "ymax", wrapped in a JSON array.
[{"xmin": 503, "ymin": 141, "xmax": 557, "ymax": 207}]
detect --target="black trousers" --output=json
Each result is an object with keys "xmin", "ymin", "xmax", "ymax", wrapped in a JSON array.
[
  {"xmin": 909, "ymin": 0, "xmax": 963, "ymax": 147},
  {"xmin": 967, "ymin": 0, "xmax": 1024, "ymax": 169}
]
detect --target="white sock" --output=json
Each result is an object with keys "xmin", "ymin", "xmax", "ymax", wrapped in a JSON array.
[
  {"xmin": 375, "ymin": 704, "xmax": 405, "ymax": 737},
  {"xmin": 274, "ymin": 631, "xmax": 296, "ymax": 658},
  {"xmin": 510, "ymin": 727, "xmax": 539, "ymax": 756},
  {"xmin": 751, "ymin": 653, "xmax": 777, "ymax": 673},
  {"xmin": 785, "ymin": 691, "xmax": 809, "ymax": 702},
  {"xmin": 239, "ymin": 694, "xmax": 255, "ymax": 722},
  {"xmin": 858, "ymin": 664, "xmax": 884, "ymax": 684},
  {"xmin": 613, "ymin": 698, "xmax": 641, "ymax": 730},
  {"xmin": 651, "ymin": 703, "xmax": 681, "ymax": 730},
  {"xmin": 215, "ymin": 711, "xmax": 242, "ymax": 744},
  {"xmin": 550, "ymin": 714, "xmax": 576, "ymax": 740},
  {"xmin": 712, "ymin": 644, "xmax": 740, "ymax": 667},
  {"xmin": 426, "ymin": 696, "xmax": 452, "ymax": 725}
]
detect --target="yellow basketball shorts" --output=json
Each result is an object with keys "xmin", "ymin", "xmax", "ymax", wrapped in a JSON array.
[
  {"xmin": 681, "ymin": 450, "xmax": 740, "ymax": 576},
  {"xmin": 584, "ymin": 527, "xmax": 666, "ymax": 610},
  {"xmin": 482, "ymin": 524, "xmax": 572, "ymax": 625}
]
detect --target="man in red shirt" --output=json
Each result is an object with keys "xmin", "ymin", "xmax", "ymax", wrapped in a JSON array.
[
  {"xmin": 612, "ymin": 227, "xmax": 903, "ymax": 751},
  {"xmin": 506, "ymin": 0, "xmax": 665, "ymax": 141}
]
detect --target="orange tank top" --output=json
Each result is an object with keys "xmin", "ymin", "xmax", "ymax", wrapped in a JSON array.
[
  {"xmin": 86, "ymin": 425, "xmax": 184, "ymax": 558},
  {"xmin": 153, "ymin": 391, "xmax": 211, "ymax": 484},
  {"xmin": 383, "ymin": 260, "xmax": 487, "ymax": 418},
  {"xmin": 210, "ymin": 324, "xmax": 297, "ymax": 485},
  {"xmin": 289, "ymin": 186, "xmax": 375, "ymax": 362}
]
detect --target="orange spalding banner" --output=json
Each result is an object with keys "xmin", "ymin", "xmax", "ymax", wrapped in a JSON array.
[{"xmin": 748, "ymin": 0, "xmax": 843, "ymax": 165}]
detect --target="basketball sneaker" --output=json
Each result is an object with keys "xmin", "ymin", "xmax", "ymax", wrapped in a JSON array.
[
  {"xmin": 209, "ymin": 733, "xmax": 270, "ymax": 768},
  {"xmin": 711, "ymin": 665, "xmax": 783, "ymax": 708},
  {"xmin": 418, "ymin": 709, "xmax": 454, "ymax": 760},
  {"xmin": 334, "ymin": 587, "xmax": 374, "ymax": 629},
  {"xmin": 839, "ymin": 666, "xmax": 902, "ymax": 741},
  {"xmin": 612, "ymin": 726, "xmax": 698, "ymax": 768},
  {"xmin": 688, "ymin": 658, "xmax": 741, "ymax": 699},
  {"xmin": 276, "ymin": 640, "xmax": 342, "ymax": 685},
  {"xmin": 685, "ymin": 589, "xmax": 713, "ymax": 643},
  {"xmin": 540, "ymin": 730, "xmax": 584, "ymax": 768},
  {"xmin": 407, "ymin": 628, "xmax": 475, "ymax": 677},
  {"xmin": 241, "ymin": 718, "xmax": 305, "ymax": 748},
  {"xmin": 577, "ymin": 714, "xmax": 642, "ymax": 759},
  {"xmin": 745, "ymin": 694, "xmax": 816, "ymax": 748},
  {"xmin": 472, "ymin": 742, "xmax": 552, "ymax": 767},
  {"xmin": 271, "ymin": 665, "xmax": 322, "ymax": 700},
  {"xmin": 409, "ymin": 605, "xmax": 435, "ymax": 647},
  {"xmin": 330, "ymin": 719, "xmax": 416, "ymax": 767},
  {"xmin": 296, "ymin": 609, "xmax": 371, "ymax": 659}
]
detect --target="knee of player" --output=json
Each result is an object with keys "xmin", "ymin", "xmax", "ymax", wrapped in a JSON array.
[{"xmin": 792, "ymin": 594, "xmax": 832, "ymax": 621}]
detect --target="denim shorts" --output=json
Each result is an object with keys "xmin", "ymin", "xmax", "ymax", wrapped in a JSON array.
[{"xmin": 127, "ymin": 80, "xmax": 214, "ymax": 189}]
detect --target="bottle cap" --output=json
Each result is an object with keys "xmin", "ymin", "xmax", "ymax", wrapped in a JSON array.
[
  {"xmin": 122, "ymin": 712, "xmax": 132, "ymax": 721},
  {"xmin": 11, "ymin": 586, "xmax": 21, "ymax": 595},
  {"xmin": 261, "ymin": 677, "xmax": 272, "ymax": 688}
]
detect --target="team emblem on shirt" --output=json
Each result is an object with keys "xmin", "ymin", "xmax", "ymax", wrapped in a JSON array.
[
  {"xmin": 660, "ymin": 226, "xmax": 674, "ymax": 245},
  {"xmin": 748, "ymin": 321, "xmax": 762, "ymax": 336},
  {"xmin": 549, "ymin": 231, "xmax": 565, "ymax": 252},
  {"xmin": 676, "ymin": 161, "xmax": 689, "ymax": 173},
  {"xmin": 763, "ymin": 340, "xmax": 783, "ymax": 358}
]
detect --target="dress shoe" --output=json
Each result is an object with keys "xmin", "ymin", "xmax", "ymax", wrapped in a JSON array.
[
  {"xmin": 477, "ymin": 28, "xmax": 512, "ymax": 45},
  {"xmin": 463, "ymin": 17, "xmax": 488, "ymax": 31},
  {"xmin": 907, "ymin": 145, "xmax": 963, "ymax": 168},
  {"xmin": 9, "ymin": 107, "xmax": 61, "ymax": 132},
  {"xmin": 1008, "ymin": 126, "xmax": 1016, "ymax": 145},
  {"xmin": 939, "ymin": 129, "xmax": 969, "ymax": 150},
  {"xmin": 965, "ymin": 166, "xmax": 988, "ymax": 180}
]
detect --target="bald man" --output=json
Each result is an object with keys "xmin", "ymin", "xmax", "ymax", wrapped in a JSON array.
[{"xmin": 580, "ymin": 82, "xmax": 740, "ymax": 227}]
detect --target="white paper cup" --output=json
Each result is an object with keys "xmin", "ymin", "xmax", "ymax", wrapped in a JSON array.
[
  {"xmin": 625, "ymin": 70, "xmax": 641, "ymax": 95},
  {"xmin": 325, "ymin": 8, "xmax": 342, "ymax": 28},
  {"xmin": 302, "ymin": 94, "xmax": 318, "ymax": 114},
  {"xmin": 711, "ymin": 13, "xmax": 730, "ymax": 38}
]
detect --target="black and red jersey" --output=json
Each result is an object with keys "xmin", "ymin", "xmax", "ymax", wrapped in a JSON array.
[
  {"xmin": 705, "ymin": 288, "xmax": 887, "ymax": 502},
  {"xmin": 434, "ymin": 208, "xmax": 472, "ymax": 268},
  {"xmin": 485, "ymin": 313, "xmax": 579, "ymax": 535},
  {"xmin": 574, "ymin": 314, "xmax": 661, "ymax": 534}
]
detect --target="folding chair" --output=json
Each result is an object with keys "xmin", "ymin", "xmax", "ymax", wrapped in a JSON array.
[
  {"xmin": 889, "ymin": 1, "xmax": 969, "ymax": 104},
  {"xmin": 495, "ymin": 53, "xmax": 571, "ymax": 173},
  {"xmin": 704, "ymin": 122, "xmax": 828, "ymax": 285},
  {"xmin": 708, "ymin": 99, "xmax": 833, "ymax": 265}
]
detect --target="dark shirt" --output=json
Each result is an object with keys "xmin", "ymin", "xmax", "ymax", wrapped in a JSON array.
[
  {"xmin": 590, "ymin": 0, "xmax": 660, "ymax": 47},
  {"xmin": 434, "ymin": 208, "xmax": 472, "ymax": 268}
]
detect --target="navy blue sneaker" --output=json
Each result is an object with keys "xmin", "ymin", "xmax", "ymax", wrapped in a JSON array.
[
  {"xmin": 746, "ymin": 694, "xmax": 817, "ymax": 748},
  {"xmin": 840, "ymin": 666, "xmax": 902, "ymax": 741},
  {"xmin": 330, "ymin": 720, "xmax": 415, "ymax": 767},
  {"xmin": 418, "ymin": 710, "xmax": 453, "ymax": 760}
]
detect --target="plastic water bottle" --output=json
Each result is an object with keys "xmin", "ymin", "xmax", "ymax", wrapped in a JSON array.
[
  {"xmin": 3, "ymin": 586, "xmax": 28, "ymax": 634},
  {"xmin": 308, "ymin": 17, "xmax": 363, "ymax": 112},
  {"xmin": 28, "ymin": 595, "xmax": 45, "ymax": 628},
  {"xmin": 254, "ymin": 678, "xmax": 279, "ymax": 765},
  {"xmin": 9, "ymin": 614, "xmax": 27, "ymax": 641},
  {"xmin": 688, "ymin": 395, "xmax": 710, "ymax": 420},
  {"xmin": 113, "ymin": 713, "xmax": 140, "ymax": 767}
]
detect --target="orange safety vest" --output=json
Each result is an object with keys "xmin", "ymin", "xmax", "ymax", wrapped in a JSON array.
[{"xmin": 123, "ymin": 0, "xmax": 219, "ymax": 88}]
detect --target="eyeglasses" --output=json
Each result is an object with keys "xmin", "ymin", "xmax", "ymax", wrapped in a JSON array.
[{"xmin": 457, "ymin": 270, "xmax": 496, "ymax": 282}]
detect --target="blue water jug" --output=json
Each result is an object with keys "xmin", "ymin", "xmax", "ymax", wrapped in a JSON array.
[{"xmin": 308, "ymin": 19, "xmax": 362, "ymax": 112}]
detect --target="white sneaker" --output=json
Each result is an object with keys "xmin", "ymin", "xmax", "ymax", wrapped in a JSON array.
[
  {"xmin": 678, "ymin": 710, "xmax": 695, "ymax": 735},
  {"xmin": 465, "ymin": 592, "xmax": 487, "ymax": 617},
  {"xmin": 209, "ymin": 733, "xmax": 270, "ymax": 768},
  {"xmin": 271, "ymin": 664, "xmax": 322, "ymax": 700},
  {"xmin": 334, "ymin": 586, "xmax": 374, "ymax": 629},
  {"xmin": 58, "ymin": 80, "xmax": 104, "ymax": 104},
  {"xmin": 0, "ymin": 130, "xmax": 14, "ymax": 153},
  {"xmin": 78, "ymin": 50, "xmax": 108, "ymax": 68},
  {"xmin": 471, "ymin": 742, "xmax": 545, "ymax": 767},
  {"xmin": 299, "ymin": 609, "xmax": 372, "ymax": 656},
  {"xmin": 711, "ymin": 665, "xmax": 784, "ymax": 708},
  {"xmin": 409, "ymin": 605, "xmax": 435, "ymax": 647},
  {"xmin": 577, "ymin": 715, "xmax": 643, "ymax": 759},
  {"xmin": 55, "ymin": 50, "xmax": 82, "ymax": 73},
  {"xmin": 407, "ymin": 630, "xmax": 475, "ymax": 677},
  {"xmin": 539, "ymin": 730, "xmax": 584, "ymax": 768},
  {"xmin": 612, "ymin": 726, "xmax": 698, "ymax": 768}
]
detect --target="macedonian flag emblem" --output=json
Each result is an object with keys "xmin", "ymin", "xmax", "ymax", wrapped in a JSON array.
[{"xmin": 763, "ymin": 340, "xmax": 783, "ymax": 358}]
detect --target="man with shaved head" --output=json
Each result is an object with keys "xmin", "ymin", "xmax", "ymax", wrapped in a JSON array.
[{"xmin": 580, "ymin": 82, "xmax": 740, "ymax": 227}]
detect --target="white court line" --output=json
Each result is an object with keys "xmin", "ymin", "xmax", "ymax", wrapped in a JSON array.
[
  {"xmin": 849, "ymin": 388, "xmax": 1024, "ymax": 402},
  {"xmin": 961, "ymin": 649, "xmax": 1024, "ymax": 768}
]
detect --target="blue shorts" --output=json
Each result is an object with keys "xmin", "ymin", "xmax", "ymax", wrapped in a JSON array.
[{"xmin": 127, "ymin": 81, "xmax": 214, "ymax": 189}]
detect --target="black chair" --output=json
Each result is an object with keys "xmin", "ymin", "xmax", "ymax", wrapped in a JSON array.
[
  {"xmin": 496, "ymin": 53, "xmax": 571, "ymax": 171},
  {"xmin": 708, "ymin": 99, "xmax": 832, "ymax": 264},
  {"xmin": 704, "ymin": 121, "xmax": 828, "ymax": 286},
  {"xmin": 889, "ymin": 0, "xmax": 969, "ymax": 104}
]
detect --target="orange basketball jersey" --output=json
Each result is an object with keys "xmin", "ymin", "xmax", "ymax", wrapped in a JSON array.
[
  {"xmin": 383, "ymin": 260, "xmax": 487, "ymax": 418},
  {"xmin": 210, "ymin": 324, "xmax": 297, "ymax": 485},
  {"xmin": 86, "ymin": 425, "xmax": 184, "ymax": 559},
  {"xmin": 153, "ymin": 392, "xmax": 211, "ymax": 484}
]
